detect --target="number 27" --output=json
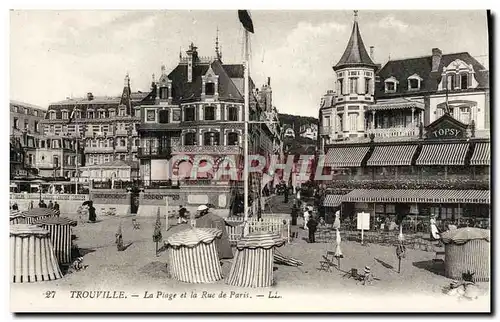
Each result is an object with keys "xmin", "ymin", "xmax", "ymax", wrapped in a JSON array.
[{"xmin": 45, "ymin": 291, "xmax": 56, "ymax": 298}]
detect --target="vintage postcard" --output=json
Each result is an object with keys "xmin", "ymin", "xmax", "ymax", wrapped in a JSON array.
[{"xmin": 9, "ymin": 9, "xmax": 491, "ymax": 313}]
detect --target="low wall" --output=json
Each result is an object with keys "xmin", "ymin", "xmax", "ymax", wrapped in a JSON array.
[
  {"xmin": 89, "ymin": 190, "xmax": 131, "ymax": 216},
  {"xmin": 10, "ymin": 193, "xmax": 89, "ymax": 214}
]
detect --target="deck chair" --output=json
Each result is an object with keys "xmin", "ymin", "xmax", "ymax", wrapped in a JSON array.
[
  {"xmin": 318, "ymin": 251, "xmax": 336, "ymax": 272},
  {"xmin": 342, "ymin": 268, "xmax": 362, "ymax": 280}
]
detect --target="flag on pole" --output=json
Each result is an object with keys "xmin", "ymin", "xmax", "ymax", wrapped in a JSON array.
[
  {"xmin": 238, "ymin": 10, "xmax": 254, "ymax": 33},
  {"xmin": 68, "ymin": 105, "xmax": 77, "ymax": 124}
]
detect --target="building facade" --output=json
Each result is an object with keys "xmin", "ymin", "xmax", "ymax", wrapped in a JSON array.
[
  {"xmin": 42, "ymin": 76, "xmax": 148, "ymax": 170},
  {"xmin": 319, "ymin": 13, "xmax": 490, "ymax": 227},
  {"xmin": 10, "ymin": 100, "xmax": 47, "ymax": 179}
]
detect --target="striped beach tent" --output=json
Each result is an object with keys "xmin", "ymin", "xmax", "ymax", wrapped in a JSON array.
[
  {"xmin": 226, "ymin": 232, "xmax": 286, "ymax": 288},
  {"xmin": 21, "ymin": 208, "xmax": 59, "ymax": 224},
  {"xmin": 441, "ymin": 228, "xmax": 490, "ymax": 282},
  {"xmin": 33, "ymin": 216, "xmax": 77, "ymax": 265},
  {"xmin": 10, "ymin": 210, "xmax": 25, "ymax": 225},
  {"xmin": 10, "ymin": 224, "xmax": 63, "ymax": 283},
  {"xmin": 165, "ymin": 228, "xmax": 223, "ymax": 284}
]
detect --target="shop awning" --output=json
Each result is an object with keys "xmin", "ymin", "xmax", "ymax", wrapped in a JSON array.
[
  {"xmin": 323, "ymin": 195, "xmax": 344, "ymax": 207},
  {"xmin": 325, "ymin": 146, "xmax": 370, "ymax": 167},
  {"xmin": 416, "ymin": 143, "xmax": 469, "ymax": 166},
  {"xmin": 366, "ymin": 145, "xmax": 418, "ymax": 166},
  {"xmin": 342, "ymin": 189, "xmax": 489, "ymax": 204},
  {"xmin": 470, "ymin": 143, "xmax": 490, "ymax": 166},
  {"xmin": 367, "ymin": 101, "xmax": 424, "ymax": 112}
]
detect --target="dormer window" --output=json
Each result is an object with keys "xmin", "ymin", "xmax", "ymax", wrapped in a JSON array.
[
  {"xmin": 205, "ymin": 83, "xmax": 215, "ymax": 96},
  {"xmin": 118, "ymin": 108, "xmax": 126, "ymax": 116},
  {"xmin": 228, "ymin": 106, "xmax": 238, "ymax": 121},
  {"xmin": 460, "ymin": 73, "xmax": 468, "ymax": 90},
  {"xmin": 184, "ymin": 107, "xmax": 196, "ymax": 121},
  {"xmin": 87, "ymin": 110, "xmax": 94, "ymax": 119},
  {"xmin": 159, "ymin": 109, "xmax": 169, "ymax": 124},
  {"xmin": 160, "ymin": 87, "xmax": 168, "ymax": 99},
  {"xmin": 441, "ymin": 59, "xmax": 475, "ymax": 91},
  {"xmin": 407, "ymin": 74, "xmax": 422, "ymax": 91},
  {"xmin": 50, "ymin": 111, "xmax": 57, "ymax": 120},
  {"xmin": 384, "ymin": 76, "xmax": 399, "ymax": 93},
  {"xmin": 108, "ymin": 110, "xmax": 115, "ymax": 117},
  {"xmin": 62, "ymin": 111, "xmax": 68, "ymax": 119}
]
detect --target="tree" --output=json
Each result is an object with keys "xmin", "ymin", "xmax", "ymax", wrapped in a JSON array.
[{"xmin": 153, "ymin": 207, "xmax": 162, "ymax": 256}]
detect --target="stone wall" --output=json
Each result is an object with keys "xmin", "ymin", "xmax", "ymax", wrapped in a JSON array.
[{"xmin": 10, "ymin": 193, "xmax": 89, "ymax": 214}]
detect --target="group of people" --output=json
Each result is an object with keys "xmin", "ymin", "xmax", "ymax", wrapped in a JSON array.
[
  {"xmin": 290, "ymin": 201, "xmax": 326, "ymax": 243},
  {"xmin": 37, "ymin": 200, "xmax": 60, "ymax": 211},
  {"xmin": 77, "ymin": 201, "xmax": 96, "ymax": 223}
]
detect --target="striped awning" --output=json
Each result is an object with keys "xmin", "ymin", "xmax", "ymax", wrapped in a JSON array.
[
  {"xmin": 325, "ymin": 146, "xmax": 370, "ymax": 167},
  {"xmin": 323, "ymin": 195, "xmax": 344, "ymax": 207},
  {"xmin": 236, "ymin": 232, "xmax": 285, "ymax": 250},
  {"xmin": 367, "ymin": 145, "xmax": 418, "ymax": 166},
  {"xmin": 470, "ymin": 143, "xmax": 490, "ymax": 166},
  {"xmin": 166, "ymin": 228, "xmax": 222, "ymax": 247},
  {"xmin": 416, "ymin": 143, "xmax": 469, "ymax": 165},
  {"xmin": 342, "ymin": 189, "xmax": 489, "ymax": 204},
  {"xmin": 367, "ymin": 101, "xmax": 424, "ymax": 112}
]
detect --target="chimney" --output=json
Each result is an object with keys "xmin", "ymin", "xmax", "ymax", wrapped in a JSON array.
[
  {"xmin": 186, "ymin": 43, "xmax": 198, "ymax": 83},
  {"xmin": 432, "ymin": 48, "xmax": 442, "ymax": 72},
  {"xmin": 267, "ymin": 77, "xmax": 271, "ymax": 86},
  {"xmin": 87, "ymin": 92, "xmax": 94, "ymax": 101},
  {"xmin": 370, "ymin": 46, "xmax": 375, "ymax": 61}
]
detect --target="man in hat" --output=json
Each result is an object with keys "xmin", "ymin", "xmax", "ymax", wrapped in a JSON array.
[
  {"xmin": 359, "ymin": 266, "xmax": 374, "ymax": 285},
  {"xmin": 194, "ymin": 205, "xmax": 234, "ymax": 260},
  {"xmin": 178, "ymin": 205, "xmax": 188, "ymax": 224},
  {"xmin": 307, "ymin": 214, "xmax": 318, "ymax": 243}
]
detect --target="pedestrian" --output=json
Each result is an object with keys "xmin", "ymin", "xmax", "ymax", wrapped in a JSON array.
[
  {"xmin": 284, "ymin": 185, "xmax": 289, "ymax": 203},
  {"xmin": 303, "ymin": 206, "xmax": 312, "ymax": 230},
  {"xmin": 88, "ymin": 201, "xmax": 96, "ymax": 223},
  {"xmin": 291, "ymin": 203, "xmax": 298, "ymax": 226},
  {"xmin": 48, "ymin": 200, "xmax": 54, "ymax": 209},
  {"xmin": 307, "ymin": 215, "xmax": 318, "ymax": 243},
  {"xmin": 178, "ymin": 205, "xmax": 188, "ymax": 224},
  {"xmin": 53, "ymin": 201, "xmax": 60, "ymax": 211},
  {"xmin": 39, "ymin": 200, "xmax": 47, "ymax": 208},
  {"xmin": 29, "ymin": 200, "xmax": 34, "ymax": 209}
]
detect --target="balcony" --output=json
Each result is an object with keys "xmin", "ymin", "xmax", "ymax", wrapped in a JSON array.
[
  {"xmin": 137, "ymin": 147, "xmax": 172, "ymax": 159},
  {"xmin": 84, "ymin": 146, "xmax": 114, "ymax": 153},
  {"xmin": 115, "ymin": 145, "xmax": 128, "ymax": 152},
  {"xmin": 85, "ymin": 131, "xmax": 94, "ymax": 138},
  {"xmin": 171, "ymin": 145, "xmax": 242, "ymax": 155},
  {"xmin": 115, "ymin": 129, "xmax": 128, "ymax": 136},
  {"xmin": 367, "ymin": 127, "xmax": 419, "ymax": 138},
  {"xmin": 319, "ymin": 126, "xmax": 332, "ymax": 136}
]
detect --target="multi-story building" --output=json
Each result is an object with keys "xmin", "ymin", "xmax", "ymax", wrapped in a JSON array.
[
  {"xmin": 299, "ymin": 123, "xmax": 318, "ymax": 141},
  {"xmin": 136, "ymin": 42, "xmax": 279, "ymax": 187},
  {"xmin": 35, "ymin": 136, "xmax": 80, "ymax": 179},
  {"xmin": 10, "ymin": 100, "xmax": 46, "ymax": 179},
  {"xmin": 42, "ymin": 75, "xmax": 148, "ymax": 169},
  {"xmin": 319, "ymin": 13, "xmax": 490, "ymax": 227}
]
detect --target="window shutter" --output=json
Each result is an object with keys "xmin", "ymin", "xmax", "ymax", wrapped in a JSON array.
[
  {"xmin": 467, "ymin": 73, "xmax": 472, "ymax": 87},
  {"xmin": 455, "ymin": 73, "xmax": 460, "ymax": 89}
]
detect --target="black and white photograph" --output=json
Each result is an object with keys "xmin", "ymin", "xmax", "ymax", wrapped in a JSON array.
[{"xmin": 8, "ymin": 8, "xmax": 491, "ymax": 313}]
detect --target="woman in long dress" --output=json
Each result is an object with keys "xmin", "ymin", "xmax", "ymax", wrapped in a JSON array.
[{"xmin": 430, "ymin": 214, "xmax": 440, "ymax": 240}]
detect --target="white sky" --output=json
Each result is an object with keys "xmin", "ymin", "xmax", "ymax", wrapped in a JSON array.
[{"xmin": 10, "ymin": 10, "xmax": 489, "ymax": 117}]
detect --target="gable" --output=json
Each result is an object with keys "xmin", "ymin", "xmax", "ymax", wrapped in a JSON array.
[{"xmin": 425, "ymin": 114, "xmax": 468, "ymax": 140}]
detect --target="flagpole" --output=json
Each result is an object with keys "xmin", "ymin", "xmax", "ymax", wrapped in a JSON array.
[{"xmin": 243, "ymin": 28, "xmax": 250, "ymax": 236}]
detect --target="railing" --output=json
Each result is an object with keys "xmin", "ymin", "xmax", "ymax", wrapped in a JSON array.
[
  {"xmin": 171, "ymin": 145, "xmax": 242, "ymax": 154},
  {"xmin": 10, "ymin": 193, "xmax": 89, "ymax": 201},
  {"xmin": 115, "ymin": 129, "xmax": 128, "ymax": 136},
  {"xmin": 319, "ymin": 126, "xmax": 332, "ymax": 135},
  {"xmin": 115, "ymin": 146, "xmax": 128, "ymax": 152},
  {"xmin": 84, "ymin": 146, "xmax": 114, "ymax": 153},
  {"xmin": 181, "ymin": 179, "xmax": 212, "ymax": 186},
  {"xmin": 367, "ymin": 127, "xmax": 419, "ymax": 138},
  {"xmin": 225, "ymin": 217, "xmax": 290, "ymax": 244},
  {"xmin": 84, "ymin": 131, "xmax": 93, "ymax": 138},
  {"xmin": 137, "ymin": 147, "xmax": 172, "ymax": 158},
  {"xmin": 325, "ymin": 179, "xmax": 490, "ymax": 190}
]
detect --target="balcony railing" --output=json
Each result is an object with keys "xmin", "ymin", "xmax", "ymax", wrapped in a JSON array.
[
  {"xmin": 84, "ymin": 146, "xmax": 114, "ymax": 153},
  {"xmin": 137, "ymin": 147, "xmax": 172, "ymax": 158},
  {"xmin": 367, "ymin": 127, "xmax": 419, "ymax": 138},
  {"xmin": 319, "ymin": 126, "xmax": 332, "ymax": 136},
  {"xmin": 115, "ymin": 146, "xmax": 128, "ymax": 152},
  {"xmin": 171, "ymin": 145, "xmax": 242, "ymax": 154},
  {"xmin": 115, "ymin": 129, "xmax": 128, "ymax": 136}
]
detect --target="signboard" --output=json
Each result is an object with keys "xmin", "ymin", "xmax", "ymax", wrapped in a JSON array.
[
  {"xmin": 357, "ymin": 212, "xmax": 370, "ymax": 230},
  {"xmin": 425, "ymin": 113, "xmax": 467, "ymax": 140}
]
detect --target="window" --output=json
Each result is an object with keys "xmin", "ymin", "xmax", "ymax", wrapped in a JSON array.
[
  {"xmin": 135, "ymin": 139, "xmax": 140, "ymax": 146},
  {"xmin": 337, "ymin": 114, "xmax": 343, "ymax": 132},
  {"xmin": 13, "ymin": 117, "xmax": 18, "ymax": 129},
  {"xmin": 338, "ymin": 79, "xmax": 344, "ymax": 94},
  {"xmin": 365, "ymin": 78, "xmax": 371, "ymax": 94},
  {"xmin": 460, "ymin": 74, "xmax": 468, "ymax": 89},
  {"xmin": 99, "ymin": 110, "xmax": 106, "ymax": 118},
  {"xmin": 62, "ymin": 111, "xmax": 68, "ymax": 119},
  {"xmin": 203, "ymin": 132, "xmax": 219, "ymax": 146},
  {"xmin": 118, "ymin": 108, "xmax": 126, "ymax": 116},
  {"xmin": 228, "ymin": 132, "xmax": 239, "ymax": 145},
  {"xmin": 460, "ymin": 106, "xmax": 471, "ymax": 124},
  {"xmin": 204, "ymin": 106, "xmax": 215, "ymax": 120},
  {"xmin": 87, "ymin": 111, "xmax": 94, "ymax": 119},
  {"xmin": 108, "ymin": 110, "xmax": 115, "ymax": 117},
  {"xmin": 184, "ymin": 132, "xmax": 196, "ymax": 145},
  {"xmin": 185, "ymin": 107, "xmax": 196, "ymax": 121},
  {"xmin": 120, "ymin": 155, "xmax": 126, "ymax": 160},
  {"xmin": 75, "ymin": 110, "xmax": 81, "ymax": 118},
  {"xmin": 53, "ymin": 156, "xmax": 59, "ymax": 167},
  {"xmin": 24, "ymin": 120, "xmax": 29, "ymax": 130},
  {"xmin": 67, "ymin": 156, "xmax": 71, "ymax": 165},
  {"xmin": 409, "ymin": 79, "xmax": 419, "ymax": 90},
  {"xmin": 120, "ymin": 138, "xmax": 126, "ymax": 147},
  {"xmin": 385, "ymin": 82, "xmax": 395, "ymax": 92},
  {"xmin": 349, "ymin": 78, "xmax": 358, "ymax": 94},
  {"xmin": 324, "ymin": 115, "xmax": 331, "ymax": 127},
  {"xmin": 159, "ymin": 110, "xmax": 169, "ymax": 124},
  {"xmin": 24, "ymin": 108, "xmax": 28, "ymax": 115},
  {"xmin": 228, "ymin": 107, "xmax": 238, "ymax": 121},
  {"xmin": 29, "ymin": 154, "xmax": 34, "ymax": 165},
  {"xmin": 205, "ymin": 82, "xmax": 215, "ymax": 96},
  {"xmin": 34, "ymin": 110, "xmax": 38, "ymax": 117},
  {"xmin": 160, "ymin": 87, "xmax": 168, "ymax": 99},
  {"xmin": 447, "ymin": 75, "xmax": 455, "ymax": 90},
  {"xmin": 348, "ymin": 113, "xmax": 358, "ymax": 131}
]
